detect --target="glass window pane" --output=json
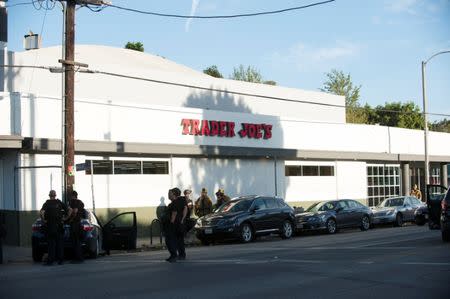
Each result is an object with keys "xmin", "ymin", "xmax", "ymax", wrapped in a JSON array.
[
  {"xmin": 143, "ymin": 161, "xmax": 169, "ymax": 174},
  {"xmin": 303, "ymin": 166, "xmax": 319, "ymax": 176},
  {"xmin": 319, "ymin": 166, "xmax": 334, "ymax": 176},
  {"xmin": 114, "ymin": 160, "xmax": 141, "ymax": 174},
  {"xmin": 285, "ymin": 166, "xmax": 301, "ymax": 176},
  {"xmin": 92, "ymin": 160, "xmax": 113, "ymax": 175}
]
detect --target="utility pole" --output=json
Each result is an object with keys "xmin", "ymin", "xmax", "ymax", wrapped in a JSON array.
[{"xmin": 61, "ymin": 0, "xmax": 104, "ymax": 203}]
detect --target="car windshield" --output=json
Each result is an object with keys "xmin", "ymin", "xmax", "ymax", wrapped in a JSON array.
[
  {"xmin": 215, "ymin": 199, "xmax": 252, "ymax": 213},
  {"xmin": 306, "ymin": 201, "xmax": 335, "ymax": 212},
  {"xmin": 378, "ymin": 197, "xmax": 404, "ymax": 207}
]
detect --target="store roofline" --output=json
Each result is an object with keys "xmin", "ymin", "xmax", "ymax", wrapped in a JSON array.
[{"xmin": 1, "ymin": 136, "xmax": 444, "ymax": 163}]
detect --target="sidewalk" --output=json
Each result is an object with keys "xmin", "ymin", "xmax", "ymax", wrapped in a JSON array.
[{"xmin": 0, "ymin": 232, "xmax": 200, "ymax": 264}]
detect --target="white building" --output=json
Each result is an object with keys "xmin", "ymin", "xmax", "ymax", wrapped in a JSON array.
[{"xmin": 1, "ymin": 45, "xmax": 449, "ymax": 245}]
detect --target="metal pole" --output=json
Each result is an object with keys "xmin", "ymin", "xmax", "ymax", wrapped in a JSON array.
[
  {"xmin": 64, "ymin": 0, "xmax": 76, "ymax": 203},
  {"xmin": 421, "ymin": 61, "xmax": 430, "ymax": 191}
]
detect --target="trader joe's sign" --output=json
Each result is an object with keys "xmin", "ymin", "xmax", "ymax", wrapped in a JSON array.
[{"xmin": 181, "ymin": 119, "xmax": 272, "ymax": 140}]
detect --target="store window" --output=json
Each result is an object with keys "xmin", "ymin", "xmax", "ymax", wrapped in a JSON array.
[
  {"xmin": 85, "ymin": 160, "xmax": 169, "ymax": 175},
  {"xmin": 285, "ymin": 165, "xmax": 335, "ymax": 177},
  {"xmin": 367, "ymin": 164, "xmax": 400, "ymax": 207}
]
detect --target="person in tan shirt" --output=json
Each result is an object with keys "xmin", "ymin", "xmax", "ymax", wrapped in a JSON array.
[{"xmin": 195, "ymin": 188, "xmax": 213, "ymax": 217}]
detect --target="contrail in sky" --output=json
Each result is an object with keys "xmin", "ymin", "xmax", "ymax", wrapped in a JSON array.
[{"xmin": 185, "ymin": 0, "xmax": 200, "ymax": 32}]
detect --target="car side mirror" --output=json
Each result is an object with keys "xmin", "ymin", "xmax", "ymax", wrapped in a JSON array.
[
  {"xmin": 251, "ymin": 206, "xmax": 260, "ymax": 212},
  {"xmin": 335, "ymin": 207, "xmax": 343, "ymax": 213}
]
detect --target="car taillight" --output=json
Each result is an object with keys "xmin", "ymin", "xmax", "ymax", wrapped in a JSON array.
[
  {"xmin": 32, "ymin": 223, "xmax": 42, "ymax": 232},
  {"xmin": 442, "ymin": 200, "xmax": 448, "ymax": 211},
  {"xmin": 82, "ymin": 223, "xmax": 94, "ymax": 232}
]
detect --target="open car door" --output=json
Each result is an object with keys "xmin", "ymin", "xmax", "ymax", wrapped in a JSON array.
[
  {"xmin": 103, "ymin": 212, "xmax": 137, "ymax": 250},
  {"xmin": 426, "ymin": 185, "xmax": 447, "ymax": 229}
]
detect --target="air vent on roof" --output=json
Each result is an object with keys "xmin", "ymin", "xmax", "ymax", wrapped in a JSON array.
[{"xmin": 24, "ymin": 31, "xmax": 40, "ymax": 50}]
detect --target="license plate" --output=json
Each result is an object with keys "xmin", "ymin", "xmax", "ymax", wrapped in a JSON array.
[
  {"xmin": 296, "ymin": 223, "xmax": 303, "ymax": 229},
  {"xmin": 425, "ymin": 214, "xmax": 428, "ymax": 219},
  {"xmin": 204, "ymin": 228, "xmax": 213, "ymax": 234}
]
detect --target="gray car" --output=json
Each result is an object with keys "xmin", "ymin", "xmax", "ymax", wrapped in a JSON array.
[{"xmin": 371, "ymin": 196, "xmax": 425, "ymax": 227}]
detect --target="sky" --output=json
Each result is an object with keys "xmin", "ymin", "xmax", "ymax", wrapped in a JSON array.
[{"xmin": 6, "ymin": 0, "xmax": 450, "ymax": 122}]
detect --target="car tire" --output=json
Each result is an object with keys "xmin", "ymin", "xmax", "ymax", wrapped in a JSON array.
[
  {"xmin": 360, "ymin": 215, "xmax": 370, "ymax": 231},
  {"xmin": 394, "ymin": 213, "xmax": 403, "ymax": 227},
  {"xmin": 415, "ymin": 217, "xmax": 426, "ymax": 226},
  {"xmin": 239, "ymin": 223, "xmax": 253, "ymax": 243},
  {"xmin": 89, "ymin": 238, "xmax": 99, "ymax": 259},
  {"xmin": 442, "ymin": 230, "xmax": 450, "ymax": 242},
  {"xmin": 325, "ymin": 218, "xmax": 337, "ymax": 234},
  {"xmin": 280, "ymin": 220, "xmax": 293, "ymax": 239}
]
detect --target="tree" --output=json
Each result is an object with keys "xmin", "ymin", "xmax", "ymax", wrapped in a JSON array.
[
  {"xmin": 230, "ymin": 65, "xmax": 263, "ymax": 83},
  {"xmin": 370, "ymin": 102, "xmax": 424, "ymax": 129},
  {"xmin": 431, "ymin": 118, "xmax": 450, "ymax": 133},
  {"xmin": 321, "ymin": 69, "xmax": 365, "ymax": 123},
  {"xmin": 203, "ymin": 65, "xmax": 223, "ymax": 78},
  {"xmin": 125, "ymin": 42, "xmax": 144, "ymax": 52}
]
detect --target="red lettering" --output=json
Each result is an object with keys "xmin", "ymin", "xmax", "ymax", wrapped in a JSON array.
[
  {"xmin": 200, "ymin": 120, "xmax": 210, "ymax": 136},
  {"xmin": 181, "ymin": 119, "xmax": 191, "ymax": 135},
  {"xmin": 210, "ymin": 121, "xmax": 219, "ymax": 136},
  {"xmin": 248, "ymin": 124, "xmax": 257, "ymax": 138},
  {"xmin": 190, "ymin": 119, "xmax": 200, "ymax": 135},
  {"xmin": 263, "ymin": 124, "xmax": 272, "ymax": 139},
  {"xmin": 228, "ymin": 122, "xmax": 235, "ymax": 137},
  {"xmin": 219, "ymin": 121, "xmax": 227, "ymax": 137},
  {"xmin": 255, "ymin": 124, "xmax": 263, "ymax": 139},
  {"xmin": 239, "ymin": 123, "xmax": 248, "ymax": 138}
]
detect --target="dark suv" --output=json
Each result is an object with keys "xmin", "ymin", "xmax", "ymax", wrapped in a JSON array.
[
  {"xmin": 195, "ymin": 195, "xmax": 295, "ymax": 245},
  {"xmin": 426, "ymin": 185, "xmax": 450, "ymax": 242}
]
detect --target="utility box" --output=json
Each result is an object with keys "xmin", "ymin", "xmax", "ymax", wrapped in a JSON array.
[{"xmin": 24, "ymin": 33, "xmax": 40, "ymax": 50}]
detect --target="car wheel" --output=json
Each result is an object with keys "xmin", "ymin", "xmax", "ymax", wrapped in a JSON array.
[
  {"xmin": 326, "ymin": 218, "xmax": 337, "ymax": 234},
  {"xmin": 442, "ymin": 230, "xmax": 450, "ymax": 242},
  {"xmin": 360, "ymin": 215, "xmax": 370, "ymax": 231},
  {"xmin": 240, "ymin": 223, "xmax": 253, "ymax": 243},
  {"xmin": 415, "ymin": 217, "xmax": 426, "ymax": 226},
  {"xmin": 89, "ymin": 238, "xmax": 99, "ymax": 259},
  {"xmin": 32, "ymin": 246, "xmax": 43, "ymax": 262},
  {"xmin": 394, "ymin": 213, "xmax": 403, "ymax": 227},
  {"xmin": 280, "ymin": 221, "xmax": 293, "ymax": 239}
]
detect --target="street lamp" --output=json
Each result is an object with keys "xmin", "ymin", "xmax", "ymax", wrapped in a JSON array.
[{"xmin": 421, "ymin": 50, "xmax": 450, "ymax": 192}]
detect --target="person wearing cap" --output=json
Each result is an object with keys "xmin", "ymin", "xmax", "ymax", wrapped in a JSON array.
[
  {"xmin": 214, "ymin": 188, "xmax": 231, "ymax": 210},
  {"xmin": 194, "ymin": 188, "xmax": 213, "ymax": 217},
  {"xmin": 184, "ymin": 189, "xmax": 194, "ymax": 218},
  {"xmin": 40, "ymin": 190, "xmax": 68, "ymax": 265}
]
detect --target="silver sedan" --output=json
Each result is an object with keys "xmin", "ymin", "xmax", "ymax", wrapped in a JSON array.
[{"xmin": 371, "ymin": 196, "xmax": 425, "ymax": 227}]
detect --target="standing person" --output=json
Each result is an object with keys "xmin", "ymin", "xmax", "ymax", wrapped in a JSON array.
[
  {"xmin": 194, "ymin": 188, "xmax": 213, "ymax": 217},
  {"xmin": 164, "ymin": 188, "xmax": 187, "ymax": 263},
  {"xmin": 184, "ymin": 189, "xmax": 196, "ymax": 233},
  {"xmin": 67, "ymin": 191, "xmax": 85, "ymax": 263},
  {"xmin": 410, "ymin": 184, "xmax": 423, "ymax": 201},
  {"xmin": 40, "ymin": 190, "xmax": 68, "ymax": 266},
  {"xmin": 214, "ymin": 189, "xmax": 231, "ymax": 210}
]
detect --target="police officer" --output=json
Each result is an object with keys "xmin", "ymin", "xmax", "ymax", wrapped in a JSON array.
[
  {"xmin": 67, "ymin": 191, "xmax": 85, "ymax": 263},
  {"xmin": 40, "ymin": 190, "xmax": 68, "ymax": 265},
  {"xmin": 164, "ymin": 188, "xmax": 187, "ymax": 263}
]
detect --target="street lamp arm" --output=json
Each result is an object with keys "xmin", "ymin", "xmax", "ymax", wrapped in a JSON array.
[{"xmin": 424, "ymin": 49, "xmax": 450, "ymax": 65}]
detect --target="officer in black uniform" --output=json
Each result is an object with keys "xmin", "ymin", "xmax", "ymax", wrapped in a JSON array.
[
  {"xmin": 40, "ymin": 190, "xmax": 68, "ymax": 265},
  {"xmin": 68, "ymin": 190, "xmax": 85, "ymax": 263},
  {"xmin": 164, "ymin": 188, "xmax": 187, "ymax": 263}
]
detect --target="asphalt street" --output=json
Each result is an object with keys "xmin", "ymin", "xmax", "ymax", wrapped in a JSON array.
[{"xmin": 1, "ymin": 225, "xmax": 449, "ymax": 299}]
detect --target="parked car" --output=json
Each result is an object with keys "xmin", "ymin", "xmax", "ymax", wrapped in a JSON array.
[
  {"xmin": 31, "ymin": 210, "xmax": 137, "ymax": 262},
  {"xmin": 195, "ymin": 195, "xmax": 295, "ymax": 245},
  {"xmin": 295, "ymin": 199, "xmax": 373, "ymax": 234},
  {"xmin": 426, "ymin": 185, "xmax": 450, "ymax": 242},
  {"xmin": 414, "ymin": 205, "xmax": 428, "ymax": 226},
  {"xmin": 371, "ymin": 196, "xmax": 424, "ymax": 227}
]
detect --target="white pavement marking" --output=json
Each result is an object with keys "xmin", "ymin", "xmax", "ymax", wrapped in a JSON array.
[{"xmin": 401, "ymin": 262, "xmax": 450, "ymax": 266}]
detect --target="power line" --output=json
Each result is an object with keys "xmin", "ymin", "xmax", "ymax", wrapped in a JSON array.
[
  {"xmin": 2, "ymin": 64, "xmax": 450, "ymax": 119},
  {"xmin": 103, "ymin": 1, "xmax": 336, "ymax": 19}
]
